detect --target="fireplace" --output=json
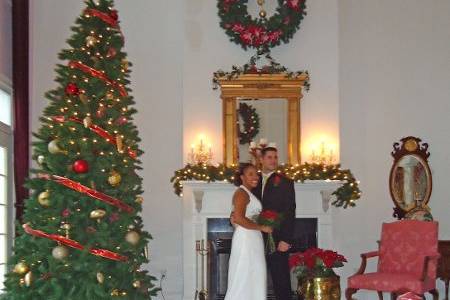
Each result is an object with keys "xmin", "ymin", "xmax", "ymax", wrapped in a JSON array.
[
  {"xmin": 207, "ymin": 218, "xmax": 318, "ymax": 300},
  {"xmin": 181, "ymin": 180, "xmax": 343, "ymax": 300}
]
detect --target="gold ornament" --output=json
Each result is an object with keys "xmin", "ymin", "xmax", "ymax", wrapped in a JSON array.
[
  {"xmin": 52, "ymin": 245, "xmax": 69, "ymax": 260},
  {"xmin": 108, "ymin": 171, "xmax": 122, "ymax": 186},
  {"xmin": 24, "ymin": 271, "xmax": 33, "ymax": 287},
  {"xmin": 106, "ymin": 92, "xmax": 114, "ymax": 100},
  {"xmin": 48, "ymin": 139, "xmax": 65, "ymax": 154},
  {"xmin": 19, "ymin": 278, "xmax": 25, "ymax": 286},
  {"xmin": 37, "ymin": 155, "xmax": 45, "ymax": 164},
  {"xmin": 259, "ymin": 10, "xmax": 267, "ymax": 18},
  {"xmin": 83, "ymin": 116, "xmax": 93, "ymax": 128},
  {"xmin": 97, "ymin": 272, "xmax": 105, "ymax": 284},
  {"xmin": 133, "ymin": 280, "xmax": 141, "ymax": 288},
  {"xmin": 79, "ymin": 94, "xmax": 88, "ymax": 104},
  {"xmin": 121, "ymin": 59, "xmax": 129, "ymax": 71},
  {"xmin": 135, "ymin": 196, "xmax": 144, "ymax": 204},
  {"xmin": 38, "ymin": 191, "xmax": 51, "ymax": 207},
  {"xmin": 13, "ymin": 262, "xmax": 29, "ymax": 274},
  {"xmin": 116, "ymin": 135, "xmax": 123, "ymax": 152},
  {"xmin": 125, "ymin": 231, "xmax": 140, "ymax": 246},
  {"xmin": 86, "ymin": 35, "xmax": 97, "ymax": 47},
  {"xmin": 111, "ymin": 289, "xmax": 120, "ymax": 296},
  {"xmin": 257, "ymin": 0, "xmax": 265, "ymax": 5},
  {"xmin": 90, "ymin": 209, "xmax": 106, "ymax": 220}
]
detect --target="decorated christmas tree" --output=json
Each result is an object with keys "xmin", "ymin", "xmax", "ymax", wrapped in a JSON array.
[{"xmin": 2, "ymin": 0, "xmax": 159, "ymax": 298}]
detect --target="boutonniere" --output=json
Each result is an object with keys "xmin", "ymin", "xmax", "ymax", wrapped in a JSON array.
[{"xmin": 273, "ymin": 175, "xmax": 282, "ymax": 187}]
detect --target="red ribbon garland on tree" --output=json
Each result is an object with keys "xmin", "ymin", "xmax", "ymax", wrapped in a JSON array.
[
  {"xmin": 38, "ymin": 173, "xmax": 135, "ymax": 214},
  {"xmin": 52, "ymin": 116, "xmax": 137, "ymax": 159},
  {"xmin": 23, "ymin": 224, "xmax": 128, "ymax": 262},
  {"xmin": 68, "ymin": 61, "xmax": 127, "ymax": 97},
  {"xmin": 84, "ymin": 8, "xmax": 119, "ymax": 27}
]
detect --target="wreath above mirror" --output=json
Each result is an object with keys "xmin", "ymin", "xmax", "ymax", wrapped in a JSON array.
[{"xmin": 218, "ymin": 0, "xmax": 307, "ymax": 50}]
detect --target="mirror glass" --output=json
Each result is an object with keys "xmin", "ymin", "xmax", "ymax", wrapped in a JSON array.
[
  {"xmin": 390, "ymin": 155, "xmax": 431, "ymax": 211},
  {"xmin": 237, "ymin": 98, "xmax": 288, "ymax": 163}
]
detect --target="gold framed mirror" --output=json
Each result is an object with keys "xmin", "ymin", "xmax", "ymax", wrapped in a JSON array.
[
  {"xmin": 217, "ymin": 73, "xmax": 309, "ymax": 166},
  {"xmin": 389, "ymin": 137, "xmax": 433, "ymax": 219}
]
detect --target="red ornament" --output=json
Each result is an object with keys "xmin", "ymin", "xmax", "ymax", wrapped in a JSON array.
[
  {"xmin": 72, "ymin": 159, "xmax": 89, "ymax": 173},
  {"xmin": 96, "ymin": 105, "xmax": 106, "ymax": 118},
  {"xmin": 65, "ymin": 83, "xmax": 80, "ymax": 96},
  {"xmin": 115, "ymin": 116, "xmax": 127, "ymax": 125},
  {"xmin": 62, "ymin": 209, "xmax": 71, "ymax": 217},
  {"xmin": 106, "ymin": 47, "xmax": 117, "ymax": 58}
]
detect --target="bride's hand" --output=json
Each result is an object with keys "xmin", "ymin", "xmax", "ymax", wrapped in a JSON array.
[{"xmin": 260, "ymin": 225, "xmax": 273, "ymax": 234}]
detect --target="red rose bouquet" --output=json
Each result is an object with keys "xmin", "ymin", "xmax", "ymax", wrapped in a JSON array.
[
  {"xmin": 257, "ymin": 210, "xmax": 283, "ymax": 254},
  {"xmin": 289, "ymin": 247, "xmax": 347, "ymax": 279}
]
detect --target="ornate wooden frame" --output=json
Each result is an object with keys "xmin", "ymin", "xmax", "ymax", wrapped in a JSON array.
[
  {"xmin": 389, "ymin": 136, "xmax": 432, "ymax": 219},
  {"xmin": 217, "ymin": 73, "xmax": 308, "ymax": 166}
]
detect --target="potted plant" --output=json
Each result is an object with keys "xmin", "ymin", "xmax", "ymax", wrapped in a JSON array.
[{"xmin": 289, "ymin": 248, "xmax": 347, "ymax": 300}]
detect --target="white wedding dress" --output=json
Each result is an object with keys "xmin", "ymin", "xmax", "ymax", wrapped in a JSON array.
[{"xmin": 224, "ymin": 185, "xmax": 267, "ymax": 300}]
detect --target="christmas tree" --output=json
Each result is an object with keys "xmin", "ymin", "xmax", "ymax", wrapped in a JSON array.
[{"xmin": 2, "ymin": 0, "xmax": 159, "ymax": 298}]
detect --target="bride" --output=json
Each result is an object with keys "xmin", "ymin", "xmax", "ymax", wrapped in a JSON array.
[{"xmin": 224, "ymin": 163, "xmax": 272, "ymax": 300}]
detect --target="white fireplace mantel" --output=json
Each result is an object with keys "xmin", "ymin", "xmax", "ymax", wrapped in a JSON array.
[{"xmin": 181, "ymin": 180, "xmax": 343, "ymax": 300}]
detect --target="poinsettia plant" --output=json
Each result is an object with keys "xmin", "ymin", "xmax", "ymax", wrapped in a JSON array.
[{"xmin": 289, "ymin": 248, "xmax": 347, "ymax": 279}]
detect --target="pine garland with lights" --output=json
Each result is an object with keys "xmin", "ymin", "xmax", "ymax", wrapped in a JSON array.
[
  {"xmin": 212, "ymin": 50, "xmax": 310, "ymax": 91},
  {"xmin": 171, "ymin": 163, "xmax": 361, "ymax": 208},
  {"xmin": 2, "ymin": 0, "xmax": 158, "ymax": 299}
]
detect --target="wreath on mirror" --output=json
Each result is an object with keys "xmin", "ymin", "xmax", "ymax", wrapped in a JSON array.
[
  {"xmin": 218, "ymin": 0, "xmax": 307, "ymax": 50},
  {"xmin": 237, "ymin": 102, "xmax": 260, "ymax": 145}
]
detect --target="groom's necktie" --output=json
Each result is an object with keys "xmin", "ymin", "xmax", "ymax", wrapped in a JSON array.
[{"xmin": 261, "ymin": 172, "xmax": 273, "ymax": 198}]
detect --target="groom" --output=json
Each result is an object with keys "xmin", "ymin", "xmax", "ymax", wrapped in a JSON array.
[{"xmin": 254, "ymin": 147, "xmax": 296, "ymax": 300}]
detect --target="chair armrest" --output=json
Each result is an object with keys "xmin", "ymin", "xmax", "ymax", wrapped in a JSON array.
[
  {"xmin": 361, "ymin": 251, "xmax": 380, "ymax": 259},
  {"xmin": 421, "ymin": 253, "xmax": 441, "ymax": 281},
  {"xmin": 351, "ymin": 251, "xmax": 379, "ymax": 276}
]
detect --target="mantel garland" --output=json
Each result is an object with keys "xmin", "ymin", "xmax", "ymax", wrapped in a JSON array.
[
  {"xmin": 171, "ymin": 163, "xmax": 361, "ymax": 208},
  {"xmin": 212, "ymin": 51, "xmax": 310, "ymax": 91},
  {"xmin": 218, "ymin": 0, "xmax": 307, "ymax": 50}
]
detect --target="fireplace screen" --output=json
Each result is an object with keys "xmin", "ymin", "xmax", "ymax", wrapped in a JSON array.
[{"xmin": 207, "ymin": 218, "xmax": 318, "ymax": 300}]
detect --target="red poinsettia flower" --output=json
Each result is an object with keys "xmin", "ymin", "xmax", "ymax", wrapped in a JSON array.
[
  {"xmin": 231, "ymin": 23, "xmax": 245, "ymax": 34},
  {"xmin": 286, "ymin": 0, "xmax": 302, "ymax": 11},
  {"xmin": 289, "ymin": 253, "xmax": 303, "ymax": 269},
  {"xmin": 290, "ymin": 247, "xmax": 347, "ymax": 279},
  {"xmin": 268, "ymin": 30, "xmax": 283, "ymax": 44},
  {"xmin": 240, "ymin": 31, "xmax": 253, "ymax": 45}
]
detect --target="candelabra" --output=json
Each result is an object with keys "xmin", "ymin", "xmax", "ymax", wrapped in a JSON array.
[
  {"xmin": 311, "ymin": 142, "xmax": 335, "ymax": 165},
  {"xmin": 189, "ymin": 139, "xmax": 213, "ymax": 165}
]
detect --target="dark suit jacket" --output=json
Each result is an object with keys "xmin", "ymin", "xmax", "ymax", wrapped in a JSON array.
[{"xmin": 252, "ymin": 173, "xmax": 296, "ymax": 245}]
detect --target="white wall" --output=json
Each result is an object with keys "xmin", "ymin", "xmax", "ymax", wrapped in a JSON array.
[
  {"xmin": 0, "ymin": 0, "xmax": 12, "ymax": 84},
  {"xmin": 30, "ymin": 1, "xmax": 183, "ymax": 299},
  {"xmin": 183, "ymin": 0, "xmax": 340, "ymax": 164},
  {"xmin": 338, "ymin": 1, "xmax": 450, "ymax": 299}
]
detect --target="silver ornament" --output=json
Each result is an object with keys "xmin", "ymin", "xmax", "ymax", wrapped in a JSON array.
[{"xmin": 52, "ymin": 245, "xmax": 69, "ymax": 260}]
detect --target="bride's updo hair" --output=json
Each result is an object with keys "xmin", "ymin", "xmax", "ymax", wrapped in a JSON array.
[{"xmin": 233, "ymin": 163, "xmax": 256, "ymax": 186}]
